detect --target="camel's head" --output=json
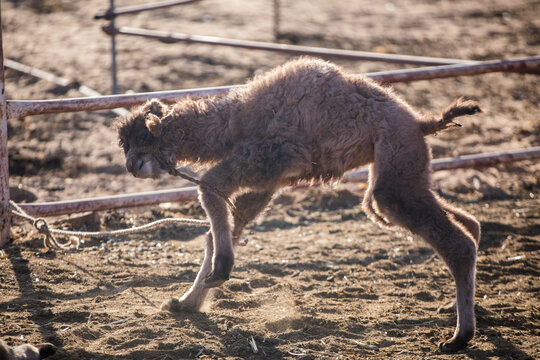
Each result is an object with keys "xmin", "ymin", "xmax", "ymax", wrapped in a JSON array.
[{"xmin": 114, "ymin": 99, "xmax": 171, "ymax": 179}]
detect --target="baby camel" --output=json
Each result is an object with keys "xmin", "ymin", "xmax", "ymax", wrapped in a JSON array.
[{"xmin": 115, "ymin": 58, "xmax": 481, "ymax": 352}]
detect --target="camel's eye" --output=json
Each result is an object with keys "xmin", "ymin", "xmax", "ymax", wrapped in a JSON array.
[
  {"xmin": 123, "ymin": 142, "xmax": 130, "ymax": 154},
  {"xmin": 139, "ymin": 128, "xmax": 149, "ymax": 142}
]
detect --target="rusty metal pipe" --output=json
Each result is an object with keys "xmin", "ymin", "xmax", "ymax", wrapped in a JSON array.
[
  {"xmin": 18, "ymin": 147, "xmax": 540, "ymax": 218},
  {"xmin": 342, "ymin": 146, "xmax": 540, "ymax": 183},
  {"xmin": 7, "ymin": 56, "xmax": 540, "ymax": 119},
  {"xmin": 368, "ymin": 56, "xmax": 540, "ymax": 83},
  {"xmin": 4, "ymin": 58, "xmax": 128, "ymax": 117},
  {"xmin": 0, "ymin": 5, "xmax": 11, "ymax": 246},
  {"xmin": 18, "ymin": 187, "xmax": 199, "ymax": 218},
  {"xmin": 107, "ymin": 25, "xmax": 472, "ymax": 66},
  {"xmin": 6, "ymin": 85, "xmax": 237, "ymax": 119},
  {"xmin": 94, "ymin": 0, "xmax": 202, "ymax": 20}
]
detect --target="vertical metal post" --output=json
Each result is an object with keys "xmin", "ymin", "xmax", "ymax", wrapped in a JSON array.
[
  {"xmin": 110, "ymin": 0, "xmax": 118, "ymax": 94},
  {"xmin": 273, "ymin": 0, "xmax": 280, "ymax": 40},
  {"xmin": 0, "ymin": 2, "xmax": 12, "ymax": 246}
]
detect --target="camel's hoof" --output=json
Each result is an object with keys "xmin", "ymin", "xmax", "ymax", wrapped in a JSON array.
[
  {"xmin": 203, "ymin": 272, "xmax": 229, "ymax": 288},
  {"xmin": 161, "ymin": 297, "xmax": 197, "ymax": 313},
  {"xmin": 438, "ymin": 336, "xmax": 469, "ymax": 353},
  {"xmin": 205, "ymin": 253, "xmax": 233, "ymax": 288}
]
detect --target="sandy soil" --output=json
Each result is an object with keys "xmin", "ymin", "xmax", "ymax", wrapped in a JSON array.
[{"xmin": 1, "ymin": 0, "xmax": 539, "ymax": 359}]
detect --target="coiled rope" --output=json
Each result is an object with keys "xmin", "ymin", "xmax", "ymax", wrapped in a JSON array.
[{"xmin": 8, "ymin": 200, "xmax": 209, "ymax": 250}]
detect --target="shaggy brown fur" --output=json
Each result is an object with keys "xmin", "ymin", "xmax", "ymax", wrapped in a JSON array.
[
  {"xmin": 0, "ymin": 340, "xmax": 56, "ymax": 360},
  {"xmin": 114, "ymin": 58, "xmax": 482, "ymax": 352}
]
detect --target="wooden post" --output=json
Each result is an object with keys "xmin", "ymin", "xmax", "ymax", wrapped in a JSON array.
[{"xmin": 0, "ymin": 2, "xmax": 11, "ymax": 246}]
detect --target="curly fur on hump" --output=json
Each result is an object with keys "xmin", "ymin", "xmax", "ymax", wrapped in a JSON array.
[{"xmin": 115, "ymin": 58, "xmax": 482, "ymax": 353}]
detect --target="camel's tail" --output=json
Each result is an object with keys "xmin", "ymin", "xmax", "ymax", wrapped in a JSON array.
[{"xmin": 421, "ymin": 97, "xmax": 482, "ymax": 136}]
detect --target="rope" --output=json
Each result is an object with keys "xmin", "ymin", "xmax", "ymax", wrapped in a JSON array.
[
  {"xmin": 8, "ymin": 200, "xmax": 209, "ymax": 250},
  {"xmin": 6, "ymin": 165, "xmax": 244, "ymax": 250},
  {"xmin": 158, "ymin": 161, "xmax": 248, "ymax": 226}
]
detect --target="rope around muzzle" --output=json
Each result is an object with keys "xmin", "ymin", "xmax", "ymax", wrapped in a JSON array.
[{"xmin": 8, "ymin": 200, "xmax": 209, "ymax": 250}]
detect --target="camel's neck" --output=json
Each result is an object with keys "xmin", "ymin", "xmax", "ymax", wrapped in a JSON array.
[{"xmin": 161, "ymin": 95, "xmax": 235, "ymax": 164}]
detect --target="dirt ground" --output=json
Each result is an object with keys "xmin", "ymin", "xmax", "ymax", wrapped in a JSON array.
[{"xmin": 1, "ymin": 0, "xmax": 539, "ymax": 359}]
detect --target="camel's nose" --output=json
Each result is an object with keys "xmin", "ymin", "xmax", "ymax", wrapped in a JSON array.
[
  {"xmin": 126, "ymin": 156, "xmax": 147, "ymax": 177},
  {"xmin": 125, "ymin": 158, "xmax": 133, "ymax": 174}
]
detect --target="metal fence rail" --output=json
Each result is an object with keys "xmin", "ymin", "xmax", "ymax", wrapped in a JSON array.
[
  {"xmin": 7, "ymin": 56, "xmax": 540, "ymax": 119},
  {"xmin": 104, "ymin": 25, "xmax": 474, "ymax": 66},
  {"xmin": 95, "ymin": 0, "xmax": 201, "ymax": 20},
  {"xmin": 342, "ymin": 146, "xmax": 540, "ymax": 183},
  {"xmin": 16, "ymin": 146, "xmax": 540, "ymax": 218}
]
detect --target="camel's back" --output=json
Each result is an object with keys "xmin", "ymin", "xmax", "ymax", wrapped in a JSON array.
[
  {"xmin": 233, "ymin": 58, "xmax": 409, "ymax": 136},
  {"xmin": 227, "ymin": 58, "xmax": 419, "ymax": 179},
  {"xmin": 232, "ymin": 60, "xmax": 352, "ymax": 134}
]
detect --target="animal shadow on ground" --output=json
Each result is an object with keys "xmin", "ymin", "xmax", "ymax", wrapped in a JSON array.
[{"xmin": 3, "ymin": 247, "xmax": 63, "ymax": 349}]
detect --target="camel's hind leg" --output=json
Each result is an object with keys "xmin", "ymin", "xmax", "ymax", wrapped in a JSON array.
[
  {"xmin": 437, "ymin": 197, "xmax": 481, "ymax": 314},
  {"xmin": 370, "ymin": 132, "xmax": 478, "ymax": 352},
  {"xmin": 439, "ymin": 197, "xmax": 481, "ymax": 245}
]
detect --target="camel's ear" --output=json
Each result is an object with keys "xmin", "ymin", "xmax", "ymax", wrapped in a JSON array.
[
  {"xmin": 145, "ymin": 113, "xmax": 162, "ymax": 137},
  {"xmin": 148, "ymin": 99, "xmax": 165, "ymax": 117}
]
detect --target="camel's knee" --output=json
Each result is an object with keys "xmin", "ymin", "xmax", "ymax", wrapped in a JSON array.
[
  {"xmin": 371, "ymin": 186, "xmax": 410, "ymax": 228},
  {"xmin": 214, "ymin": 252, "xmax": 234, "ymax": 278},
  {"xmin": 451, "ymin": 209, "xmax": 481, "ymax": 246},
  {"xmin": 438, "ymin": 197, "xmax": 481, "ymax": 245},
  {"xmin": 362, "ymin": 190, "xmax": 392, "ymax": 227},
  {"xmin": 372, "ymin": 187, "xmax": 401, "ymax": 214},
  {"xmin": 204, "ymin": 250, "xmax": 234, "ymax": 288},
  {"xmin": 462, "ymin": 217, "xmax": 481, "ymax": 246}
]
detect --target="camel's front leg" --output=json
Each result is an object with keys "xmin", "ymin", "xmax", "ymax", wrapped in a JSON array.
[
  {"xmin": 161, "ymin": 231, "xmax": 214, "ymax": 312},
  {"xmin": 161, "ymin": 160, "xmax": 237, "ymax": 312},
  {"xmin": 163, "ymin": 142, "xmax": 286, "ymax": 312},
  {"xmin": 199, "ymin": 184, "xmax": 235, "ymax": 288},
  {"xmin": 194, "ymin": 157, "xmax": 246, "ymax": 288}
]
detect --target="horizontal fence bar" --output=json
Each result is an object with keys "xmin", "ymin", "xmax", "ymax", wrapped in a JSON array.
[
  {"xmin": 106, "ymin": 25, "xmax": 472, "ymax": 66},
  {"xmin": 5, "ymin": 58, "xmax": 71, "ymax": 87},
  {"xmin": 5, "ymin": 58, "xmax": 129, "ymax": 117},
  {"xmin": 368, "ymin": 56, "xmax": 540, "ymax": 83},
  {"xmin": 342, "ymin": 146, "xmax": 540, "ymax": 183},
  {"xmin": 7, "ymin": 56, "xmax": 540, "ymax": 119},
  {"xmin": 95, "ymin": 0, "xmax": 201, "ymax": 20},
  {"xmin": 6, "ymin": 85, "xmax": 237, "ymax": 119},
  {"xmin": 18, "ymin": 147, "xmax": 540, "ymax": 218},
  {"xmin": 18, "ymin": 187, "xmax": 199, "ymax": 218}
]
